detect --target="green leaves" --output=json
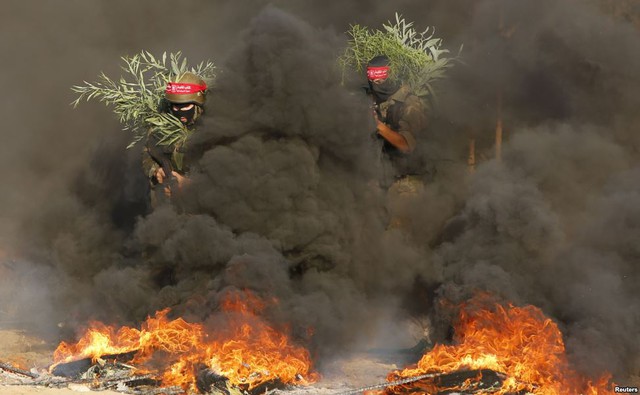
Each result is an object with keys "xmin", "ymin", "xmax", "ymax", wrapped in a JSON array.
[
  {"xmin": 339, "ymin": 13, "xmax": 458, "ymax": 99},
  {"xmin": 145, "ymin": 112, "xmax": 191, "ymax": 146},
  {"xmin": 71, "ymin": 51, "xmax": 216, "ymax": 149}
]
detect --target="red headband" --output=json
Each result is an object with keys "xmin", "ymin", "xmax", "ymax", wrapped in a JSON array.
[
  {"xmin": 165, "ymin": 82, "xmax": 207, "ymax": 95},
  {"xmin": 367, "ymin": 66, "xmax": 390, "ymax": 80}
]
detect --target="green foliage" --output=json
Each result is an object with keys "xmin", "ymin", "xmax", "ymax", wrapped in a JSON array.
[
  {"xmin": 339, "ymin": 13, "xmax": 458, "ymax": 97},
  {"xmin": 72, "ymin": 51, "xmax": 216, "ymax": 149}
]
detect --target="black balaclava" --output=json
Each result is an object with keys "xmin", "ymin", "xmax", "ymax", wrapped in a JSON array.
[
  {"xmin": 367, "ymin": 55, "xmax": 400, "ymax": 103},
  {"xmin": 170, "ymin": 103, "xmax": 200, "ymax": 126}
]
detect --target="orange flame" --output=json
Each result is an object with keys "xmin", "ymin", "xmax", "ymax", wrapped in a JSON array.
[
  {"xmin": 388, "ymin": 295, "xmax": 614, "ymax": 394},
  {"xmin": 52, "ymin": 290, "xmax": 317, "ymax": 392},
  {"xmin": 202, "ymin": 291, "xmax": 317, "ymax": 388}
]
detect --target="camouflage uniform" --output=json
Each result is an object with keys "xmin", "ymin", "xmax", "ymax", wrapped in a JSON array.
[
  {"xmin": 142, "ymin": 72, "xmax": 206, "ymax": 208},
  {"xmin": 141, "ymin": 135, "xmax": 189, "ymax": 208},
  {"xmin": 374, "ymin": 84, "xmax": 429, "ymax": 229},
  {"xmin": 142, "ymin": 131, "xmax": 189, "ymax": 179}
]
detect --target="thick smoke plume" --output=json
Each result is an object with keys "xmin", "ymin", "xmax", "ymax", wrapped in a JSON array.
[{"xmin": 1, "ymin": 0, "xmax": 639, "ymax": 382}]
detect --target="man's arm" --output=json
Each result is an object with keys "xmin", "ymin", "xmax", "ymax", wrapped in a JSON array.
[
  {"xmin": 378, "ymin": 96, "xmax": 426, "ymax": 153},
  {"xmin": 375, "ymin": 117, "xmax": 412, "ymax": 153},
  {"xmin": 142, "ymin": 145, "xmax": 190, "ymax": 193}
]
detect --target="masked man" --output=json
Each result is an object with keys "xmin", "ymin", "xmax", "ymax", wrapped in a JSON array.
[
  {"xmin": 366, "ymin": 55, "xmax": 430, "ymax": 229},
  {"xmin": 142, "ymin": 72, "xmax": 207, "ymax": 206}
]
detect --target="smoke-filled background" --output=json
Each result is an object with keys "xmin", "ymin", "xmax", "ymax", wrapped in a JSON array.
[{"xmin": 1, "ymin": 0, "xmax": 639, "ymax": 382}]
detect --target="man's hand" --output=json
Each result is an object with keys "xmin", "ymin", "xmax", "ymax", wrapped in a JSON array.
[
  {"xmin": 154, "ymin": 168, "xmax": 190, "ymax": 197},
  {"xmin": 172, "ymin": 171, "xmax": 190, "ymax": 189},
  {"xmin": 372, "ymin": 108, "xmax": 381, "ymax": 123},
  {"xmin": 373, "ymin": 111, "xmax": 385, "ymax": 130},
  {"xmin": 154, "ymin": 167, "xmax": 167, "ymax": 184},
  {"xmin": 374, "ymin": 113, "xmax": 411, "ymax": 153}
]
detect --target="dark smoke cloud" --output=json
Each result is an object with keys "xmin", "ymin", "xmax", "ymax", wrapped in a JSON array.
[
  {"xmin": 1, "ymin": 0, "xmax": 639, "ymax": 383},
  {"xmin": 134, "ymin": 7, "xmax": 430, "ymax": 354}
]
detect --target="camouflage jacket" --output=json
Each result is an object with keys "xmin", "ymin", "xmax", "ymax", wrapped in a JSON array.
[
  {"xmin": 375, "ymin": 84, "xmax": 429, "ymax": 180},
  {"xmin": 141, "ymin": 130, "xmax": 188, "ymax": 184}
]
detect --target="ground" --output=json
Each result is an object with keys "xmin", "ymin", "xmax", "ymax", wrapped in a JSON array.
[
  {"xmin": 0, "ymin": 329, "xmax": 398, "ymax": 395},
  {"xmin": 3, "ymin": 327, "xmax": 636, "ymax": 394},
  {"xmin": 0, "ymin": 329, "xmax": 117, "ymax": 395}
]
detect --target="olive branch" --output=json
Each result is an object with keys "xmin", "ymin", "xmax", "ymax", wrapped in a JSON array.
[
  {"xmin": 339, "ymin": 13, "xmax": 458, "ymax": 98},
  {"xmin": 72, "ymin": 51, "xmax": 216, "ymax": 149}
]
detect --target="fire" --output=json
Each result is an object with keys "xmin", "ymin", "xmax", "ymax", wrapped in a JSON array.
[
  {"xmin": 53, "ymin": 310, "xmax": 200, "ymax": 365},
  {"xmin": 387, "ymin": 295, "xmax": 614, "ymax": 394},
  {"xmin": 52, "ymin": 290, "xmax": 317, "ymax": 392},
  {"xmin": 203, "ymin": 291, "xmax": 317, "ymax": 388}
]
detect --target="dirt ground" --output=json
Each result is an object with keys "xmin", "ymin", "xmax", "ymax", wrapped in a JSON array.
[
  {"xmin": 0, "ymin": 328, "xmax": 397, "ymax": 395},
  {"xmin": 2, "ymin": 327, "xmax": 637, "ymax": 395},
  {"xmin": 0, "ymin": 387, "xmax": 123, "ymax": 395},
  {"xmin": 0, "ymin": 328, "xmax": 114, "ymax": 395}
]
